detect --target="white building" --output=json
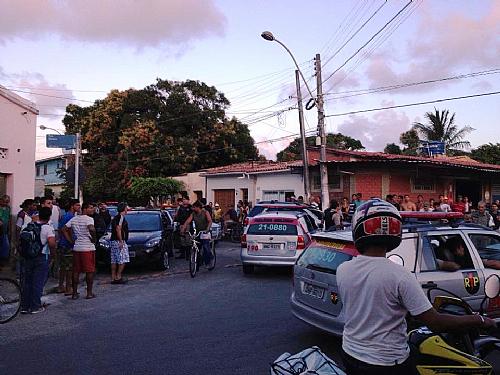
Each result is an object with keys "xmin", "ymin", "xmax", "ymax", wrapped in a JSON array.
[
  {"xmin": 200, "ymin": 160, "xmax": 305, "ymax": 213},
  {"xmin": 0, "ymin": 85, "xmax": 38, "ymax": 217}
]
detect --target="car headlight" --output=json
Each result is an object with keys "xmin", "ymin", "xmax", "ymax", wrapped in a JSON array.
[
  {"xmin": 145, "ymin": 237, "xmax": 162, "ymax": 248},
  {"xmin": 99, "ymin": 238, "xmax": 110, "ymax": 249}
]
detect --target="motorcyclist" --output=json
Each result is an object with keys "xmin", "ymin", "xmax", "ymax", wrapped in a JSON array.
[{"xmin": 337, "ymin": 199, "xmax": 497, "ymax": 375}]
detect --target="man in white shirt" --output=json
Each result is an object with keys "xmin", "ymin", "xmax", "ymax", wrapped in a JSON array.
[
  {"xmin": 62, "ymin": 202, "xmax": 97, "ymax": 300},
  {"xmin": 20, "ymin": 207, "xmax": 56, "ymax": 314},
  {"xmin": 337, "ymin": 199, "xmax": 496, "ymax": 374}
]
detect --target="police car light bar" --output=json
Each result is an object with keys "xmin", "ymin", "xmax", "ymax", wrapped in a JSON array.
[{"xmin": 399, "ymin": 211, "xmax": 464, "ymax": 220}]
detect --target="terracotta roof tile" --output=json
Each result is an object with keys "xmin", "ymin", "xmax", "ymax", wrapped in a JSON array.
[{"xmin": 202, "ymin": 160, "xmax": 303, "ymax": 175}]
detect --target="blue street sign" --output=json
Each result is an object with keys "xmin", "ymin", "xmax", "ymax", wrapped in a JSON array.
[
  {"xmin": 419, "ymin": 141, "xmax": 445, "ymax": 156},
  {"xmin": 46, "ymin": 134, "xmax": 76, "ymax": 149}
]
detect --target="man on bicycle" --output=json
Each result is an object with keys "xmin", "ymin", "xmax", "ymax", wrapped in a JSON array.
[
  {"xmin": 337, "ymin": 199, "xmax": 496, "ymax": 374},
  {"xmin": 181, "ymin": 201, "xmax": 213, "ymax": 266}
]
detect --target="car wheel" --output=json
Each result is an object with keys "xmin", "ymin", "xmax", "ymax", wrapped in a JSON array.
[
  {"xmin": 242, "ymin": 264, "xmax": 254, "ymax": 275},
  {"xmin": 158, "ymin": 250, "xmax": 169, "ymax": 270}
]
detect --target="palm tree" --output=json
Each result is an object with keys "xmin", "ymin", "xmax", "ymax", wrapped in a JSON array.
[{"xmin": 412, "ymin": 108, "xmax": 474, "ymax": 154}]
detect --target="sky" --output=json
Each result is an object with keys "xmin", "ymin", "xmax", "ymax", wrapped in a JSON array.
[{"xmin": 0, "ymin": 0, "xmax": 499, "ymax": 161}]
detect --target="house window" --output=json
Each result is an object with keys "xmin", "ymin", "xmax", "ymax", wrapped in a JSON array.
[
  {"xmin": 240, "ymin": 188, "xmax": 249, "ymax": 203},
  {"xmin": 412, "ymin": 177, "xmax": 435, "ymax": 192},
  {"xmin": 313, "ymin": 173, "xmax": 342, "ymax": 191},
  {"xmin": 36, "ymin": 166, "xmax": 41, "ymax": 177},
  {"xmin": 43, "ymin": 165, "xmax": 48, "ymax": 175}
]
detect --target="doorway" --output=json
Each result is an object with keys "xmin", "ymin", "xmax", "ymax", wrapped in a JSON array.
[{"xmin": 455, "ymin": 179, "xmax": 482, "ymax": 205}]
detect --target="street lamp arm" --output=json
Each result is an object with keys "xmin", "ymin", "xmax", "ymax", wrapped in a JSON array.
[
  {"xmin": 273, "ymin": 38, "xmax": 316, "ymax": 102},
  {"xmin": 39, "ymin": 125, "xmax": 62, "ymax": 135}
]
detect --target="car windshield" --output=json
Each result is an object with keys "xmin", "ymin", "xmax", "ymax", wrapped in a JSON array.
[
  {"xmin": 297, "ymin": 245, "xmax": 353, "ymax": 274},
  {"xmin": 247, "ymin": 223, "xmax": 297, "ymax": 235},
  {"xmin": 126, "ymin": 213, "xmax": 162, "ymax": 232}
]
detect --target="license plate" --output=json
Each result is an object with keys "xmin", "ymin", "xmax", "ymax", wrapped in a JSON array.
[
  {"xmin": 128, "ymin": 251, "xmax": 136, "ymax": 258},
  {"xmin": 263, "ymin": 243, "xmax": 282, "ymax": 250},
  {"xmin": 303, "ymin": 282, "xmax": 325, "ymax": 299}
]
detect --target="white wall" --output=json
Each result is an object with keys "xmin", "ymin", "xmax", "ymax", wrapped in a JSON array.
[
  {"xmin": 205, "ymin": 171, "xmax": 305, "ymax": 206},
  {"xmin": 256, "ymin": 172, "xmax": 304, "ymax": 202},
  {"xmin": 206, "ymin": 175, "xmax": 255, "ymax": 206},
  {"xmin": 0, "ymin": 90, "xmax": 37, "ymax": 220}
]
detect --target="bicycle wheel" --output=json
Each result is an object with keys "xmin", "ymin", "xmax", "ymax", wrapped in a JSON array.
[
  {"xmin": 207, "ymin": 241, "xmax": 216, "ymax": 271},
  {"xmin": 189, "ymin": 245, "xmax": 198, "ymax": 278},
  {"xmin": 0, "ymin": 278, "xmax": 21, "ymax": 324}
]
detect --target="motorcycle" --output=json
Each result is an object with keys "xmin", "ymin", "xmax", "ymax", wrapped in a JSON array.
[{"xmin": 408, "ymin": 273, "xmax": 500, "ymax": 375}]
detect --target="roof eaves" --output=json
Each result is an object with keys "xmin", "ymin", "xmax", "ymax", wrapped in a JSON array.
[{"xmin": 0, "ymin": 85, "xmax": 39, "ymax": 115}]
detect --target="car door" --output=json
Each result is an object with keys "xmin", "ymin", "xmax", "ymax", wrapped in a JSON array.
[
  {"xmin": 463, "ymin": 230, "xmax": 500, "ymax": 316},
  {"xmin": 415, "ymin": 230, "xmax": 486, "ymax": 311}
]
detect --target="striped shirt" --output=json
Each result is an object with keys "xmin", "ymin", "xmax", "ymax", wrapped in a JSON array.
[{"xmin": 65, "ymin": 214, "xmax": 95, "ymax": 251}]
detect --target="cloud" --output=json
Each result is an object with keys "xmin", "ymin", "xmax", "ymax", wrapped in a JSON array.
[
  {"xmin": 365, "ymin": 2, "xmax": 500, "ymax": 92},
  {"xmin": 0, "ymin": 0, "xmax": 226, "ymax": 47},
  {"xmin": 336, "ymin": 105, "xmax": 411, "ymax": 151},
  {"xmin": 257, "ymin": 137, "xmax": 292, "ymax": 161},
  {"xmin": 2, "ymin": 70, "xmax": 77, "ymax": 116}
]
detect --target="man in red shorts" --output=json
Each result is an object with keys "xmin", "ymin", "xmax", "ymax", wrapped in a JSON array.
[{"xmin": 62, "ymin": 202, "xmax": 97, "ymax": 300}]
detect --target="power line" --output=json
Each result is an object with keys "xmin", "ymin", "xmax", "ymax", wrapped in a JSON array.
[
  {"xmin": 325, "ymin": 90, "xmax": 500, "ymax": 117},
  {"xmin": 323, "ymin": 68, "xmax": 500, "ymax": 100},
  {"xmin": 322, "ymin": 1, "xmax": 387, "ymax": 69},
  {"xmin": 322, "ymin": 0, "xmax": 413, "ymax": 87}
]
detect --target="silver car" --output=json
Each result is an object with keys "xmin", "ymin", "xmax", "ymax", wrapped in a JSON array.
[
  {"xmin": 241, "ymin": 212, "xmax": 313, "ymax": 274},
  {"xmin": 291, "ymin": 224, "xmax": 500, "ymax": 336}
]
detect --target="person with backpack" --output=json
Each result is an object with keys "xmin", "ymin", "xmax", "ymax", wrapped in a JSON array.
[{"xmin": 19, "ymin": 207, "xmax": 56, "ymax": 314}]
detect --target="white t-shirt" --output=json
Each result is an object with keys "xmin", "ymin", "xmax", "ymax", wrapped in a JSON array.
[
  {"xmin": 39, "ymin": 223, "xmax": 55, "ymax": 255},
  {"xmin": 440, "ymin": 203, "xmax": 451, "ymax": 212},
  {"xmin": 65, "ymin": 215, "xmax": 96, "ymax": 251},
  {"xmin": 50, "ymin": 205, "xmax": 61, "ymax": 230},
  {"xmin": 337, "ymin": 255, "xmax": 432, "ymax": 366}
]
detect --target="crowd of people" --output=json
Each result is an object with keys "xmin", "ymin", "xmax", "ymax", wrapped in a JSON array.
[
  {"xmin": 321, "ymin": 193, "xmax": 500, "ymax": 231},
  {"xmin": 0, "ymin": 195, "xmax": 132, "ymax": 315}
]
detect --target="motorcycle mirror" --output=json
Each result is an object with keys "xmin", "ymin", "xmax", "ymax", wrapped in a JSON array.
[
  {"xmin": 387, "ymin": 254, "xmax": 404, "ymax": 267},
  {"xmin": 484, "ymin": 274, "xmax": 500, "ymax": 299}
]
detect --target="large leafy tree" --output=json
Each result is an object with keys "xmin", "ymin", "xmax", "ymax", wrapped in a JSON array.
[
  {"xmin": 471, "ymin": 143, "xmax": 500, "ymax": 165},
  {"xmin": 277, "ymin": 133, "xmax": 364, "ymax": 162},
  {"xmin": 384, "ymin": 143, "xmax": 402, "ymax": 155},
  {"xmin": 63, "ymin": 79, "xmax": 259, "ymax": 201},
  {"xmin": 412, "ymin": 108, "xmax": 474, "ymax": 154},
  {"xmin": 128, "ymin": 177, "xmax": 184, "ymax": 207}
]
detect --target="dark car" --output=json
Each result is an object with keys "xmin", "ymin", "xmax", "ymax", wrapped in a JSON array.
[{"xmin": 98, "ymin": 210, "xmax": 174, "ymax": 269}]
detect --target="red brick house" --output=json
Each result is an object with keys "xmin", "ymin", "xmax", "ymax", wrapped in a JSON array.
[{"xmin": 306, "ymin": 147, "xmax": 500, "ymax": 205}]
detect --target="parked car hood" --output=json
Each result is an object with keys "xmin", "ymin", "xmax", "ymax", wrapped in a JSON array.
[{"xmin": 102, "ymin": 231, "xmax": 162, "ymax": 245}]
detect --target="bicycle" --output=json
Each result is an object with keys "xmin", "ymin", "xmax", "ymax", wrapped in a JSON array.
[
  {"xmin": 187, "ymin": 229, "xmax": 216, "ymax": 278},
  {"xmin": 0, "ymin": 277, "xmax": 21, "ymax": 323}
]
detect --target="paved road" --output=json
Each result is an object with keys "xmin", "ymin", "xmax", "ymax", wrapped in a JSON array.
[{"xmin": 1, "ymin": 241, "xmax": 343, "ymax": 375}]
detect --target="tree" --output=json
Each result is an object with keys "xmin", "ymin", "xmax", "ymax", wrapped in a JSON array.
[
  {"xmin": 412, "ymin": 108, "xmax": 474, "ymax": 154},
  {"xmin": 128, "ymin": 177, "xmax": 184, "ymax": 207},
  {"xmin": 276, "ymin": 133, "xmax": 364, "ymax": 162},
  {"xmin": 399, "ymin": 129, "xmax": 420, "ymax": 156},
  {"xmin": 384, "ymin": 143, "xmax": 402, "ymax": 155},
  {"xmin": 471, "ymin": 143, "xmax": 500, "ymax": 165},
  {"xmin": 63, "ymin": 79, "xmax": 259, "ymax": 200}
]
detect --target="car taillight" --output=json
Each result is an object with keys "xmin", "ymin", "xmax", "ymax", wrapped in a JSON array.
[
  {"xmin": 486, "ymin": 296, "xmax": 500, "ymax": 315},
  {"xmin": 241, "ymin": 234, "xmax": 247, "ymax": 248},
  {"xmin": 297, "ymin": 235, "xmax": 305, "ymax": 250},
  {"xmin": 244, "ymin": 217, "xmax": 249, "ymax": 226}
]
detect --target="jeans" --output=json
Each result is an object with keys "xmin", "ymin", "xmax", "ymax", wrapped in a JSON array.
[
  {"xmin": 341, "ymin": 349, "xmax": 414, "ymax": 375},
  {"xmin": 200, "ymin": 239, "xmax": 212, "ymax": 265},
  {"xmin": 0, "ymin": 233, "xmax": 9, "ymax": 259},
  {"xmin": 21, "ymin": 255, "xmax": 49, "ymax": 311}
]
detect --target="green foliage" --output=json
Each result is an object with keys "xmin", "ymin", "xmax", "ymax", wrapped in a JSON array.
[
  {"xmin": 276, "ymin": 133, "xmax": 364, "ymax": 161},
  {"xmin": 471, "ymin": 143, "xmax": 500, "ymax": 165},
  {"xmin": 129, "ymin": 177, "xmax": 184, "ymax": 207},
  {"xmin": 62, "ymin": 79, "xmax": 259, "ymax": 200},
  {"xmin": 384, "ymin": 143, "xmax": 402, "ymax": 155},
  {"xmin": 44, "ymin": 188, "xmax": 54, "ymax": 197},
  {"xmin": 412, "ymin": 108, "xmax": 474, "ymax": 154}
]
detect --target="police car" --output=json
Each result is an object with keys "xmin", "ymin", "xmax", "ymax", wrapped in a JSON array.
[{"xmin": 290, "ymin": 212, "xmax": 500, "ymax": 336}]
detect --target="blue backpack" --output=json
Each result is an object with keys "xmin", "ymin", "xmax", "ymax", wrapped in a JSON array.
[{"xmin": 19, "ymin": 222, "xmax": 44, "ymax": 259}]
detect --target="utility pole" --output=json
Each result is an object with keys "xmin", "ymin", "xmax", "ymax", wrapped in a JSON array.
[
  {"xmin": 315, "ymin": 54, "xmax": 329, "ymax": 210},
  {"xmin": 295, "ymin": 70, "xmax": 310, "ymax": 201},
  {"xmin": 74, "ymin": 132, "xmax": 81, "ymax": 201}
]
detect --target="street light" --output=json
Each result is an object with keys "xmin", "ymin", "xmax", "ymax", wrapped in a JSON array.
[
  {"xmin": 39, "ymin": 125, "xmax": 63, "ymax": 135},
  {"xmin": 260, "ymin": 31, "xmax": 316, "ymax": 104},
  {"xmin": 261, "ymin": 30, "xmax": 313, "ymax": 200}
]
